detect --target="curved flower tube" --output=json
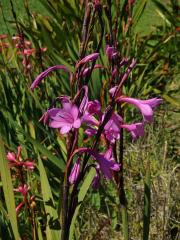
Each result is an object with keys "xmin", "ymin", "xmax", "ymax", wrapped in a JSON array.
[
  {"xmin": 30, "ymin": 65, "xmax": 69, "ymax": 90},
  {"xmin": 76, "ymin": 53, "xmax": 99, "ymax": 69}
]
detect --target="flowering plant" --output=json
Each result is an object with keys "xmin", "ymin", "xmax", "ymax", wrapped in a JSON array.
[{"xmin": 29, "ymin": 2, "xmax": 162, "ymax": 237}]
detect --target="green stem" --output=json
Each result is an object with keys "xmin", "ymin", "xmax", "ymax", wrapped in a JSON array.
[{"xmin": 121, "ymin": 205, "xmax": 129, "ymax": 240}]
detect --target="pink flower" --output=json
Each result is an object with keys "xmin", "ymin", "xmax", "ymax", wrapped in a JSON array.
[
  {"xmin": 86, "ymin": 100, "xmax": 101, "ymax": 115},
  {"xmin": 82, "ymin": 100, "xmax": 101, "ymax": 126},
  {"xmin": 81, "ymin": 64, "xmax": 103, "ymax": 77},
  {"xmin": 48, "ymin": 102, "xmax": 81, "ymax": 134},
  {"xmin": 6, "ymin": 152, "xmax": 16, "ymax": 162},
  {"xmin": 14, "ymin": 184, "xmax": 30, "ymax": 196},
  {"xmin": 23, "ymin": 49, "xmax": 35, "ymax": 56},
  {"xmin": 6, "ymin": 146, "xmax": 35, "ymax": 170},
  {"xmin": 22, "ymin": 161, "xmax": 35, "ymax": 170},
  {"xmin": 117, "ymin": 97, "xmax": 162, "ymax": 122}
]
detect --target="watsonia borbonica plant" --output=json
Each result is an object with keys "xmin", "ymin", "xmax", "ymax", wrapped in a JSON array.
[{"xmin": 30, "ymin": 12, "xmax": 162, "ymax": 239}]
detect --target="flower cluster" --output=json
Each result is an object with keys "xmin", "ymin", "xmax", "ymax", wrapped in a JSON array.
[
  {"xmin": 30, "ymin": 49, "xmax": 162, "ymax": 188},
  {"xmin": 6, "ymin": 146, "xmax": 35, "ymax": 214}
]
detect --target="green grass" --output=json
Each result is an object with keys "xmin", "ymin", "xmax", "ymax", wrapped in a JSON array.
[{"xmin": 0, "ymin": 0, "xmax": 169, "ymax": 35}]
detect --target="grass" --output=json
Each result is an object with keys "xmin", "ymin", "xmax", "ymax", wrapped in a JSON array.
[{"xmin": 0, "ymin": 0, "xmax": 169, "ymax": 35}]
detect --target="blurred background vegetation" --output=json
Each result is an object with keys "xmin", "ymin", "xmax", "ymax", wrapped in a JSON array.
[{"xmin": 0, "ymin": 0, "xmax": 179, "ymax": 239}]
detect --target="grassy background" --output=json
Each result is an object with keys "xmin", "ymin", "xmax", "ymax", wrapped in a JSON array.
[
  {"xmin": 0, "ymin": 0, "xmax": 179, "ymax": 239},
  {"xmin": 0, "ymin": 0, "xmax": 170, "ymax": 35}
]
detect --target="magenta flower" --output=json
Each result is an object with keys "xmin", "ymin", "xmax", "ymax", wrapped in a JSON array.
[
  {"xmin": 109, "ymin": 86, "xmax": 118, "ymax": 97},
  {"xmin": 69, "ymin": 157, "xmax": 81, "ymax": 184},
  {"xmin": 71, "ymin": 148, "xmax": 120, "ymax": 182},
  {"xmin": 85, "ymin": 127, "xmax": 97, "ymax": 137},
  {"xmin": 14, "ymin": 185, "xmax": 34, "ymax": 215},
  {"xmin": 30, "ymin": 65, "xmax": 68, "ymax": 90},
  {"xmin": 121, "ymin": 122, "xmax": 145, "ymax": 140},
  {"xmin": 48, "ymin": 102, "xmax": 81, "ymax": 134},
  {"xmin": 118, "ymin": 97, "xmax": 162, "ymax": 122},
  {"xmin": 92, "ymin": 148, "xmax": 120, "ymax": 180},
  {"xmin": 77, "ymin": 148, "xmax": 120, "ymax": 180},
  {"xmin": 22, "ymin": 161, "xmax": 35, "ymax": 170}
]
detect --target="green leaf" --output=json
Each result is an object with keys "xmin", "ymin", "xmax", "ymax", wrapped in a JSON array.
[
  {"xmin": 0, "ymin": 139, "xmax": 20, "ymax": 239},
  {"xmin": 162, "ymin": 94, "xmax": 180, "ymax": 106},
  {"xmin": 38, "ymin": 156, "xmax": 60, "ymax": 240},
  {"xmin": 152, "ymin": 0, "xmax": 176, "ymax": 26},
  {"xmin": 133, "ymin": 0, "xmax": 148, "ymax": 27}
]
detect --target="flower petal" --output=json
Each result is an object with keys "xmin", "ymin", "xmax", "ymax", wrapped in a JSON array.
[
  {"xmin": 60, "ymin": 125, "xmax": 72, "ymax": 134},
  {"xmin": 73, "ymin": 119, "xmax": 81, "ymax": 128}
]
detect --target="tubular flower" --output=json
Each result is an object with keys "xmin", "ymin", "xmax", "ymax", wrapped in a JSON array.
[
  {"xmin": 78, "ymin": 148, "xmax": 120, "ymax": 180},
  {"xmin": 48, "ymin": 102, "xmax": 81, "ymax": 134},
  {"xmin": 76, "ymin": 53, "xmax": 99, "ymax": 68},
  {"xmin": 117, "ymin": 97, "xmax": 163, "ymax": 122},
  {"xmin": 30, "ymin": 65, "xmax": 68, "ymax": 90}
]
